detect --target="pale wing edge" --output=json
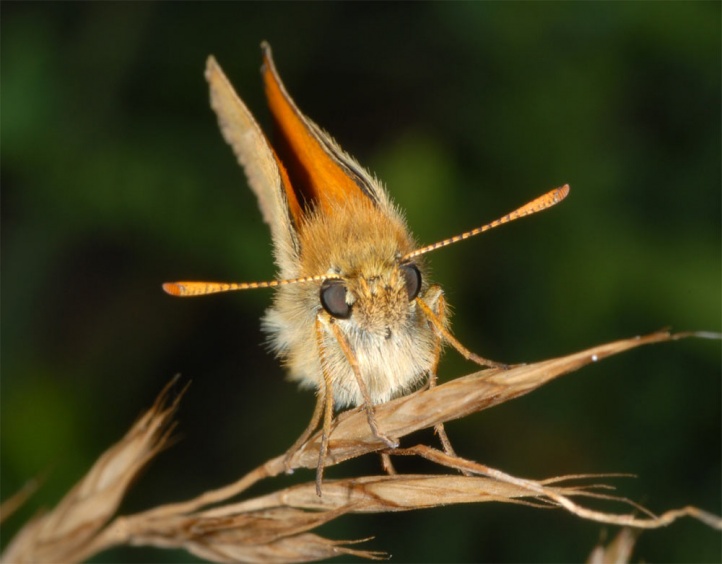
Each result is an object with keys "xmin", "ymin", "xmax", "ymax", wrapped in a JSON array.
[{"xmin": 205, "ymin": 55, "xmax": 300, "ymax": 277}]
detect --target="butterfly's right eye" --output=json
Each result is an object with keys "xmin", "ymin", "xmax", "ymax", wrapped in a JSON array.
[
  {"xmin": 320, "ymin": 279, "xmax": 351, "ymax": 319},
  {"xmin": 401, "ymin": 263, "xmax": 422, "ymax": 301}
]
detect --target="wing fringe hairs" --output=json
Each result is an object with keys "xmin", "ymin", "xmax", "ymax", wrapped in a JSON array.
[{"xmin": 2, "ymin": 331, "xmax": 721, "ymax": 563}]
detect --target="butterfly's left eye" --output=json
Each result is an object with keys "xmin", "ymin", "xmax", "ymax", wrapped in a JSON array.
[
  {"xmin": 401, "ymin": 263, "xmax": 422, "ymax": 301},
  {"xmin": 320, "ymin": 279, "xmax": 351, "ymax": 319}
]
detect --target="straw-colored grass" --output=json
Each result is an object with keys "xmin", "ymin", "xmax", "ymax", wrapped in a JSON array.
[
  {"xmin": 2, "ymin": 330, "xmax": 720, "ymax": 562},
  {"xmin": 587, "ymin": 528, "xmax": 639, "ymax": 564}
]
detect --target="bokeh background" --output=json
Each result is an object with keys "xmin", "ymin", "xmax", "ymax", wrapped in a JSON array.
[{"xmin": 2, "ymin": 3, "xmax": 720, "ymax": 562}]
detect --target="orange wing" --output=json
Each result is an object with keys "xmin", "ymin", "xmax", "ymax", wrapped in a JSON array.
[{"xmin": 261, "ymin": 43, "xmax": 370, "ymax": 227}]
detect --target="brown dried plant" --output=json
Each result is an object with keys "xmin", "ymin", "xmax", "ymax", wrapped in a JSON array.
[
  {"xmin": 586, "ymin": 528, "xmax": 639, "ymax": 564},
  {"xmin": 2, "ymin": 331, "xmax": 720, "ymax": 563}
]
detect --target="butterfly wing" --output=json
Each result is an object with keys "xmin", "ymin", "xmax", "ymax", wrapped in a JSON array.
[
  {"xmin": 260, "ymin": 42, "xmax": 395, "ymax": 226},
  {"xmin": 205, "ymin": 55, "xmax": 300, "ymax": 278},
  {"xmin": 206, "ymin": 44, "xmax": 401, "ymax": 280}
]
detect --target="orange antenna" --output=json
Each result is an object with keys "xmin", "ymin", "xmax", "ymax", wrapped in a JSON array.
[
  {"xmin": 403, "ymin": 184, "xmax": 570, "ymax": 261},
  {"xmin": 162, "ymin": 274, "xmax": 329, "ymax": 297}
]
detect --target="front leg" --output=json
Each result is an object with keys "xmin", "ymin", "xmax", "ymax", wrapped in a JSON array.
[
  {"xmin": 417, "ymin": 285, "xmax": 507, "ymax": 370},
  {"xmin": 417, "ymin": 286, "xmax": 462, "ymax": 460},
  {"xmin": 319, "ymin": 314, "xmax": 399, "ymax": 448},
  {"xmin": 313, "ymin": 315, "xmax": 337, "ymax": 496},
  {"xmin": 325, "ymin": 316, "xmax": 399, "ymax": 450},
  {"xmin": 314, "ymin": 313, "xmax": 398, "ymax": 496}
]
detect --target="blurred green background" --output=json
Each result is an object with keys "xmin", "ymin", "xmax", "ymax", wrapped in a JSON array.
[{"xmin": 2, "ymin": 3, "xmax": 720, "ymax": 562}]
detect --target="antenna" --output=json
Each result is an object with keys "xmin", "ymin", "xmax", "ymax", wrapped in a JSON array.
[
  {"xmin": 163, "ymin": 185, "xmax": 570, "ymax": 297},
  {"xmin": 402, "ymin": 184, "xmax": 569, "ymax": 261},
  {"xmin": 162, "ymin": 274, "xmax": 329, "ymax": 297}
]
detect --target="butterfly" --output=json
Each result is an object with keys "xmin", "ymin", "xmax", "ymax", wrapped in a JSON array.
[{"xmin": 164, "ymin": 42, "xmax": 569, "ymax": 494}]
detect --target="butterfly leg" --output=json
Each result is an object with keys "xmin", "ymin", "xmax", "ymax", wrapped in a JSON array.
[
  {"xmin": 282, "ymin": 317, "xmax": 337, "ymax": 496},
  {"xmin": 380, "ymin": 452, "xmax": 397, "ymax": 475},
  {"xmin": 313, "ymin": 316, "xmax": 337, "ymax": 496},
  {"xmin": 328, "ymin": 319, "xmax": 400, "ymax": 451},
  {"xmin": 418, "ymin": 287, "xmax": 465, "ymax": 465},
  {"xmin": 416, "ymin": 288, "xmax": 508, "ymax": 370},
  {"xmin": 283, "ymin": 385, "xmax": 324, "ymax": 474}
]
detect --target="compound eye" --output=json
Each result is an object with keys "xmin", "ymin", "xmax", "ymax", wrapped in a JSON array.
[
  {"xmin": 320, "ymin": 279, "xmax": 351, "ymax": 319},
  {"xmin": 401, "ymin": 263, "xmax": 422, "ymax": 301}
]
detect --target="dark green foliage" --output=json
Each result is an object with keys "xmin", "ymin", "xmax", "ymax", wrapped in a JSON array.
[{"xmin": 2, "ymin": 3, "xmax": 719, "ymax": 562}]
